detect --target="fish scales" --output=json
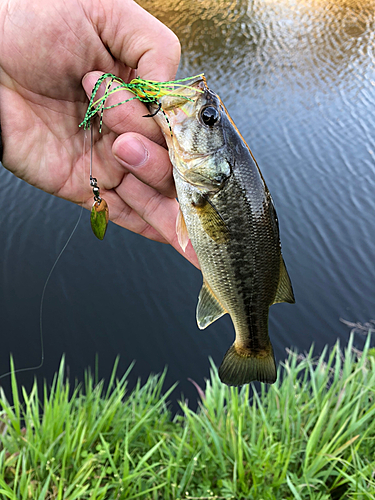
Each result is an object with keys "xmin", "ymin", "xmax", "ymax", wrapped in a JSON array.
[
  {"xmin": 150, "ymin": 78, "xmax": 294, "ymax": 386},
  {"xmin": 176, "ymin": 154, "xmax": 279, "ymax": 346}
]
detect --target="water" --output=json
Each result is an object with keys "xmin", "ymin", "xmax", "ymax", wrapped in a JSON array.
[{"xmin": 0, "ymin": 0, "xmax": 374, "ymax": 406}]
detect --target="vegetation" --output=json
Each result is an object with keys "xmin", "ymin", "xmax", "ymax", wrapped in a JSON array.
[{"xmin": 0, "ymin": 333, "xmax": 374, "ymax": 499}]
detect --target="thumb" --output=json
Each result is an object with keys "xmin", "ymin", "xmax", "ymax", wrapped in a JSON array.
[{"xmin": 91, "ymin": 0, "xmax": 181, "ymax": 82}]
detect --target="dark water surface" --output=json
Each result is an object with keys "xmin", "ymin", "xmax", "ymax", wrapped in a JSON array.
[{"xmin": 1, "ymin": 0, "xmax": 375, "ymax": 406}]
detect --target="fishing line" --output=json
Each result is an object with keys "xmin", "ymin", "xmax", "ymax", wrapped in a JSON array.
[
  {"xmin": 0, "ymin": 132, "xmax": 89, "ymax": 381},
  {"xmin": 0, "ymin": 211, "xmax": 84, "ymax": 380}
]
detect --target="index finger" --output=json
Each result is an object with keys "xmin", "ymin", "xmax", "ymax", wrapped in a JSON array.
[{"xmin": 92, "ymin": 0, "xmax": 181, "ymax": 82}]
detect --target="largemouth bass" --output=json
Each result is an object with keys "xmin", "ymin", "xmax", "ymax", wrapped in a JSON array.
[{"xmin": 150, "ymin": 78, "xmax": 295, "ymax": 386}]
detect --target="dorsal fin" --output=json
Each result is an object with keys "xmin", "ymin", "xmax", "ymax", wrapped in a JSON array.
[
  {"xmin": 273, "ymin": 255, "xmax": 295, "ymax": 304},
  {"xmin": 196, "ymin": 280, "xmax": 227, "ymax": 329}
]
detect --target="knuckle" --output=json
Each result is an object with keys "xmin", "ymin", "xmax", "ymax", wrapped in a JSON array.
[
  {"xmin": 157, "ymin": 28, "xmax": 181, "ymax": 63},
  {"xmin": 142, "ymin": 191, "xmax": 164, "ymax": 220},
  {"xmin": 111, "ymin": 203, "xmax": 132, "ymax": 227},
  {"xmin": 150, "ymin": 163, "xmax": 174, "ymax": 197},
  {"xmin": 166, "ymin": 30, "xmax": 181, "ymax": 57}
]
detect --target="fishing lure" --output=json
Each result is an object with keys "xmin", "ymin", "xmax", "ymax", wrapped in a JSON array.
[
  {"xmin": 80, "ymin": 73, "xmax": 204, "ymax": 131},
  {"xmin": 80, "ymin": 73, "xmax": 204, "ymax": 239},
  {"xmin": 88, "ymin": 127, "xmax": 109, "ymax": 241}
]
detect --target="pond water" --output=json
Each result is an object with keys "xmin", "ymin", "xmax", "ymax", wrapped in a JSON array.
[{"xmin": 0, "ymin": 0, "xmax": 374, "ymax": 407}]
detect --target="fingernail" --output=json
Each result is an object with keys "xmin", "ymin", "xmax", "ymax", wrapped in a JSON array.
[{"xmin": 115, "ymin": 137, "xmax": 148, "ymax": 167}]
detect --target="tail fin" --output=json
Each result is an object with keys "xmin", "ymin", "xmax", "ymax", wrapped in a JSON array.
[{"xmin": 218, "ymin": 343, "xmax": 277, "ymax": 386}]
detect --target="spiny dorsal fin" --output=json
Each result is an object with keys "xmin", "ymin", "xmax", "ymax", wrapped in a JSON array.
[
  {"xmin": 196, "ymin": 280, "xmax": 227, "ymax": 329},
  {"xmin": 273, "ymin": 255, "xmax": 295, "ymax": 304},
  {"xmin": 193, "ymin": 195, "xmax": 230, "ymax": 244},
  {"xmin": 176, "ymin": 208, "xmax": 190, "ymax": 252}
]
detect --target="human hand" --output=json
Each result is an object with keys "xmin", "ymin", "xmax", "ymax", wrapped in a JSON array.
[{"xmin": 0, "ymin": 0, "xmax": 199, "ymax": 267}]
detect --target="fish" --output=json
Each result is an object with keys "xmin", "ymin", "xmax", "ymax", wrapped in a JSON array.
[{"xmin": 150, "ymin": 77, "xmax": 295, "ymax": 386}]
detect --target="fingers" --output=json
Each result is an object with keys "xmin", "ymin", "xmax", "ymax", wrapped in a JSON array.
[
  {"xmin": 82, "ymin": 128, "xmax": 198, "ymax": 266},
  {"xmin": 91, "ymin": 131, "xmax": 199, "ymax": 267},
  {"xmin": 111, "ymin": 133, "xmax": 200, "ymax": 265},
  {"xmin": 112, "ymin": 173, "xmax": 199, "ymax": 268},
  {"xmin": 83, "ymin": 0, "xmax": 181, "ymax": 142},
  {"xmin": 96, "ymin": 188, "xmax": 169, "ymax": 244},
  {"xmin": 113, "ymin": 174, "xmax": 178, "ymax": 240},
  {"xmin": 112, "ymin": 132, "xmax": 176, "ymax": 199},
  {"xmin": 92, "ymin": 0, "xmax": 181, "ymax": 82},
  {"xmin": 81, "ymin": 0, "xmax": 195, "ymax": 262}
]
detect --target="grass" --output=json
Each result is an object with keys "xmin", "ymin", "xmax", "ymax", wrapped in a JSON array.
[{"xmin": 0, "ymin": 333, "xmax": 374, "ymax": 499}]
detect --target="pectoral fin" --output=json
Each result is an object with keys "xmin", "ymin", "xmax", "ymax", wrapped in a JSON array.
[
  {"xmin": 273, "ymin": 255, "xmax": 295, "ymax": 304},
  {"xmin": 176, "ymin": 208, "xmax": 190, "ymax": 252},
  {"xmin": 193, "ymin": 195, "xmax": 230, "ymax": 244},
  {"xmin": 196, "ymin": 280, "xmax": 227, "ymax": 329}
]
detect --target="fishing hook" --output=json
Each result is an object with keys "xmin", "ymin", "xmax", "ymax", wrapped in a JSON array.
[{"xmin": 143, "ymin": 101, "xmax": 162, "ymax": 118}]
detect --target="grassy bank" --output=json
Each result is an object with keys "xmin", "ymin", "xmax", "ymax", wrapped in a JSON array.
[{"xmin": 0, "ymin": 334, "xmax": 374, "ymax": 499}]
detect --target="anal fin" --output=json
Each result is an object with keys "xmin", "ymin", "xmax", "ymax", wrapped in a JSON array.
[
  {"xmin": 196, "ymin": 280, "xmax": 227, "ymax": 329},
  {"xmin": 273, "ymin": 255, "xmax": 295, "ymax": 304}
]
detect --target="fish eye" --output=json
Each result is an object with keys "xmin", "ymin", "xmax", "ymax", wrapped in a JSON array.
[{"xmin": 200, "ymin": 106, "xmax": 220, "ymax": 127}]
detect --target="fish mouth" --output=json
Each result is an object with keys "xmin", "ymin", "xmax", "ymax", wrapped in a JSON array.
[
  {"xmin": 146, "ymin": 78, "xmax": 207, "ymax": 156},
  {"xmin": 147, "ymin": 77, "xmax": 207, "ymax": 129}
]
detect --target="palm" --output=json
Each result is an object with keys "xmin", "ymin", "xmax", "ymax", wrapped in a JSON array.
[
  {"xmin": 3, "ymin": 89, "xmax": 93, "ymax": 197},
  {"xmin": 2, "ymin": 78, "xmax": 130, "ymax": 203}
]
